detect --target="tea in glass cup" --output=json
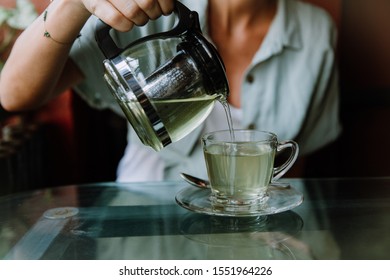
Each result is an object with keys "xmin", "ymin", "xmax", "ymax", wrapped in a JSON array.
[{"xmin": 202, "ymin": 130, "xmax": 299, "ymax": 208}]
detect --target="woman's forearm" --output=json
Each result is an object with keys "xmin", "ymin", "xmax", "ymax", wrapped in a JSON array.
[{"xmin": 0, "ymin": 0, "xmax": 90, "ymax": 111}]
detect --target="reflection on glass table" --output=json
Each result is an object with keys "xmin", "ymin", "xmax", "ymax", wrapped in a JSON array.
[{"xmin": 1, "ymin": 178, "xmax": 390, "ymax": 260}]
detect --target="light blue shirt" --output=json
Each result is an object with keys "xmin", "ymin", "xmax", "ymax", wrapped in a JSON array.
[{"xmin": 70, "ymin": 0, "xmax": 341, "ymax": 181}]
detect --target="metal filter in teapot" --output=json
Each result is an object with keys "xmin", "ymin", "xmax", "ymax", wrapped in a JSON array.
[{"xmin": 95, "ymin": 1, "xmax": 229, "ymax": 151}]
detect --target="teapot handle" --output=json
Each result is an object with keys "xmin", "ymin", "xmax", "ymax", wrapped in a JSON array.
[{"xmin": 95, "ymin": 1, "xmax": 201, "ymax": 59}]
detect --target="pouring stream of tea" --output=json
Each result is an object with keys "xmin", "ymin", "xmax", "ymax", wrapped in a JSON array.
[{"xmin": 219, "ymin": 97, "xmax": 236, "ymax": 194}]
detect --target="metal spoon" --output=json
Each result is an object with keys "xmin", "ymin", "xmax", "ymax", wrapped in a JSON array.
[
  {"xmin": 180, "ymin": 173, "xmax": 210, "ymax": 189},
  {"xmin": 180, "ymin": 172, "xmax": 291, "ymax": 189}
]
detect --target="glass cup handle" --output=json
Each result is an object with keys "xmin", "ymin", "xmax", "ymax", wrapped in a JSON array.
[{"xmin": 272, "ymin": 140, "xmax": 299, "ymax": 181}]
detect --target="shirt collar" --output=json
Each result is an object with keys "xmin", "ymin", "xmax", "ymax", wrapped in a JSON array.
[{"xmin": 253, "ymin": 0, "xmax": 303, "ymax": 63}]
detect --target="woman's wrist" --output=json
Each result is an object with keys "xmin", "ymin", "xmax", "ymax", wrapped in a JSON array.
[{"xmin": 42, "ymin": 0, "xmax": 91, "ymax": 45}]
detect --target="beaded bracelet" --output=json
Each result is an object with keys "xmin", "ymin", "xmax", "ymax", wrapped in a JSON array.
[{"xmin": 43, "ymin": 2, "xmax": 81, "ymax": 45}]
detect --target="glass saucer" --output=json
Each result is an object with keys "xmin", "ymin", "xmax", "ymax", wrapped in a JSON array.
[{"xmin": 175, "ymin": 183, "xmax": 303, "ymax": 217}]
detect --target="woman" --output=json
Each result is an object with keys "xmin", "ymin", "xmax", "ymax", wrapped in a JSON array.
[{"xmin": 0, "ymin": 0, "xmax": 341, "ymax": 181}]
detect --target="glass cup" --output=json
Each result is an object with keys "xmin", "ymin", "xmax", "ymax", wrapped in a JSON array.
[{"xmin": 202, "ymin": 130, "xmax": 299, "ymax": 209}]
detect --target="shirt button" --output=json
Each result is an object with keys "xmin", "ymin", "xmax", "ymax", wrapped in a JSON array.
[{"xmin": 246, "ymin": 74, "xmax": 254, "ymax": 84}]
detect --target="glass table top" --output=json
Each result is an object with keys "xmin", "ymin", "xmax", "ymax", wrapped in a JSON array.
[{"xmin": 1, "ymin": 178, "xmax": 390, "ymax": 260}]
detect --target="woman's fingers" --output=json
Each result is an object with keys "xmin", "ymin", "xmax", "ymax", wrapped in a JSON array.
[
  {"xmin": 84, "ymin": 0, "xmax": 175, "ymax": 31},
  {"xmin": 134, "ymin": 0, "xmax": 163, "ymax": 20},
  {"xmin": 121, "ymin": 0, "xmax": 150, "ymax": 26},
  {"xmin": 156, "ymin": 0, "xmax": 175, "ymax": 15},
  {"xmin": 82, "ymin": 0, "xmax": 134, "ymax": 31},
  {"xmin": 123, "ymin": 0, "xmax": 175, "ymax": 25}
]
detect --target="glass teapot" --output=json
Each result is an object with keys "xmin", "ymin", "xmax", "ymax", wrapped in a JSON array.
[{"xmin": 95, "ymin": 2, "xmax": 229, "ymax": 151}]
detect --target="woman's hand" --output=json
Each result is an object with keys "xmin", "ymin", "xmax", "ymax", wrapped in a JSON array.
[{"xmin": 81, "ymin": 0, "xmax": 175, "ymax": 31}]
